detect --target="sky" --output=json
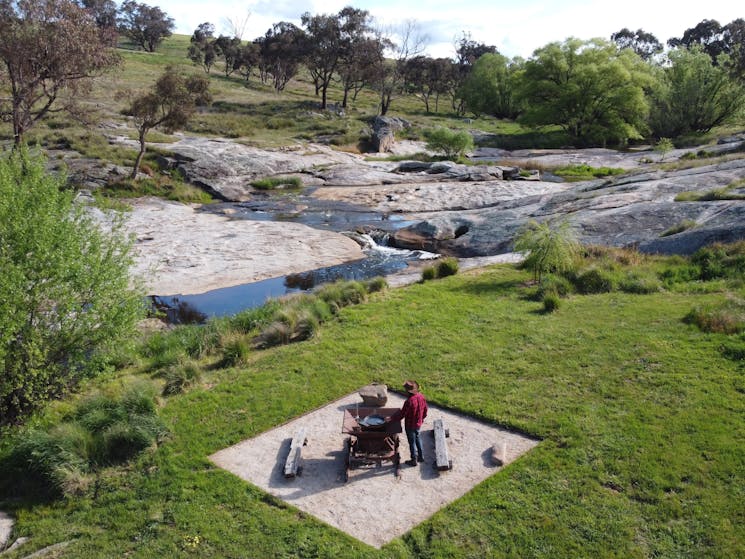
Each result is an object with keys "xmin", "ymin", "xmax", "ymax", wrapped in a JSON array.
[{"xmin": 150, "ymin": 0, "xmax": 743, "ymax": 59}]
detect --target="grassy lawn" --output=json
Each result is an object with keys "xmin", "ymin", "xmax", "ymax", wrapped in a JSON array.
[{"xmin": 2, "ymin": 262, "xmax": 743, "ymax": 558}]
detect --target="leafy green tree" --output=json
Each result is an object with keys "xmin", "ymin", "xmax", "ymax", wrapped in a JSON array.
[
  {"xmin": 188, "ymin": 22, "xmax": 217, "ymax": 74},
  {"xmin": 459, "ymin": 52, "xmax": 522, "ymax": 118},
  {"xmin": 424, "ymin": 127, "xmax": 474, "ymax": 160},
  {"xmin": 128, "ymin": 67, "xmax": 211, "ymax": 178},
  {"xmin": 517, "ymin": 38, "xmax": 653, "ymax": 147},
  {"xmin": 0, "ymin": 149, "xmax": 144, "ymax": 426},
  {"xmin": 649, "ymin": 46, "xmax": 745, "ymax": 137},
  {"xmin": 513, "ymin": 220, "xmax": 581, "ymax": 281}
]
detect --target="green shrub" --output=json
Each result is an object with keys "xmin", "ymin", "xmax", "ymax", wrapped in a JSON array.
[
  {"xmin": 436, "ymin": 257, "xmax": 459, "ymax": 278},
  {"xmin": 619, "ymin": 272, "xmax": 662, "ymax": 294},
  {"xmin": 0, "ymin": 150, "xmax": 144, "ymax": 426},
  {"xmin": 721, "ymin": 336, "xmax": 745, "ymax": 360},
  {"xmin": 221, "ymin": 334, "xmax": 251, "ymax": 366},
  {"xmin": 543, "ymin": 293, "xmax": 561, "ymax": 313},
  {"xmin": 514, "ymin": 220, "xmax": 581, "ymax": 281},
  {"xmin": 229, "ymin": 301, "xmax": 282, "ymax": 334},
  {"xmin": 424, "ymin": 127, "xmax": 474, "ymax": 160},
  {"xmin": 162, "ymin": 361, "xmax": 202, "ymax": 396},
  {"xmin": 574, "ymin": 268, "xmax": 615, "ymax": 294},
  {"xmin": 421, "ymin": 266, "xmax": 437, "ymax": 281},
  {"xmin": 257, "ymin": 321, "xmax": 293, "ymax": 348},
  {"xmin": 363, "ymin": 277, "xmax": 388, "ymax": 293},
  {"xmin": 684, "ymin": 300, "xmax": 745, "ymax": 334},
  {"xmin": 536, "ymin": 274, "xmax": 573, "ymax": 300}
]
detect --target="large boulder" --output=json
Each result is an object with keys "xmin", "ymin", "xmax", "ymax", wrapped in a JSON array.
[{"xmin": 370, "ymin": 116, "xmax": 411, "ymax": 153}]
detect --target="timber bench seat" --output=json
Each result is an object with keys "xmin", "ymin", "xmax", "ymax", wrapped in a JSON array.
[
  {"xmin": 432, "ymin": 419, "xmax": 452, "ymax": 471},
  {"xmin": 284, "ymin": 427, "xmax": 307, "ymax": 478}
]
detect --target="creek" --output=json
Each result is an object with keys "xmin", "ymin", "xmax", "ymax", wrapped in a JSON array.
[{"xmin": 150, "ymin": 193, "xmax": 435, "ymax": 323}]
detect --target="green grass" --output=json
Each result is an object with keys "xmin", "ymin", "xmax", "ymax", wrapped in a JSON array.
[
  {"xmin": 1, "ymin": 258, "xmax": 743, "ymax": 558},
  {"xmin": 554, "ymin": 164, "xmax": 626, "ymax": 180}
]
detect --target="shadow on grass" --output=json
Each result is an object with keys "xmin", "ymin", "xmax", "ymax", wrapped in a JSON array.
[{"xmin": 454, "ymin": 278, "xmax": 525, "ymax": 296}]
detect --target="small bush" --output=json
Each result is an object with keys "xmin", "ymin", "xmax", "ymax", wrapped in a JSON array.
[
  {"xmin": 436, "ymin": 257, "xmax": 459, "ymax": 278},
  {"xmin": 257, "ymin": 321, "xmax": 293, "ymax": 347},
  {"xmin": 536, "ymin": 274, "xmax": 573, "ymax": 300},
  {"xmin": 221, "ymin": 333, "xmax": 251, "ymax": 366},
  {"xmin": 421, "ymin": 266, "xmax": 437, "ymax": 281},
  {"xmin": 684, "ymin": 300, "xmax": 745, "ymax": 334},
  {"xmin": 543, "ymin": 293, "xmax": 561, "ymax": 313},
  {"xmin": 162, "ymin": 361, "xmax": 202, "ymax": 396},
  {"xmin": 363, "ymin": 276, "xmax": 388, "ymax": 293},
  {"xmin": 424, "ymin": 127, "xmax": 474, "ymax": 160},
  {"xmin": 574, "ymin": 268, "xmax": 615, "ymax": 294},
  {"xmin": 229, "ymin": 301, "xmax": 282, "ymax": 334}
]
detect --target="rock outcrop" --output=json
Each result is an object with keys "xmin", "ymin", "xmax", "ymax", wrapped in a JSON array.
[{"xmin": 370, "ymin": 116, "xmax": 411, "ymax": 153}]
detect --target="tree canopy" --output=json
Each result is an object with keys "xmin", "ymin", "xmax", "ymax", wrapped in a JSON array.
[
  {"xmin": 459, "ymin": 53, "xmax": 521, "ymax": 118},
  {"xmin": 0, "ymin": 149, "xmax": 144, "ymax": 425},
  {"xmin": 518, "ymin": 38, "xmax": 653, "ymax": 146},
  {"xmin": 0, "ymin": 0, "xmax": 120, "ymax": 145},
  {"xmin": 118, "ymin": 0, "xmax": 174, "ymax": 52}
]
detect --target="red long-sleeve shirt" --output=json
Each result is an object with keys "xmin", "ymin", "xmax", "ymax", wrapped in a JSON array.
[{"xmin": 392, "ymin": 392, "xmax": 428, "ymax": 430}]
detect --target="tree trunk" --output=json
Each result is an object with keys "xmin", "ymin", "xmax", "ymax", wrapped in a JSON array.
[
  {"xmin": 131, "ymin": 128, "xmax": 147, "ymax": 179},
  {"xmin": 321, "ymin": 85, "xmax": 328, "ymax": 110},
  {"xmin": 341, "ymin": 87, "xmax": 349, "ymax": 109}
]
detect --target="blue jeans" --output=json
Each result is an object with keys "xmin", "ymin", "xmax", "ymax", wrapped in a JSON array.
[{"xmin": 405, "ymin": 427, "xmax": 423, "ymax": 462}]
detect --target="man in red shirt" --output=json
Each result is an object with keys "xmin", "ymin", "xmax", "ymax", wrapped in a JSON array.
[{"xmin": 390, "ymin": 380, "xmax": 428, "ymax": 466}]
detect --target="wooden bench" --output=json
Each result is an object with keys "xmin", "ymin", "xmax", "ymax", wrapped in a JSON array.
[
  {"xmin": 284, "ymin": 428, "xmax": 307, "ymax": 478},
  {"xmin": 432, "ymin": 419, "xmax": 452, "ymax": 471}
]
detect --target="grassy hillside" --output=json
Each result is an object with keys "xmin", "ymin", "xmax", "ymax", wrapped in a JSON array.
[{"xmin": 1, "ymin": 252, "xmax": 743, "ymax": 557}]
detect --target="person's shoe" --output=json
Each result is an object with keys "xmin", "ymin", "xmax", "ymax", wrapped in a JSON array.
[
  {"xmin": 405, "ymin": 459, "xmax": 417, "ymax": 467},
  {"xmin": 417, "ymin": 455, "xmax": 424, "ymax": 463}
]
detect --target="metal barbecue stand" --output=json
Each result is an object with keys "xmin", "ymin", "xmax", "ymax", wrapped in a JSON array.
[{"xmin": 341, "ymin": 407, "xmax": 401, "ymax": 482}]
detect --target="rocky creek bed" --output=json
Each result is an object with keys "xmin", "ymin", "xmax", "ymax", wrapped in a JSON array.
[{"xmin": 78, "ymin": 133, "xmax": 745, "ymax": 298}]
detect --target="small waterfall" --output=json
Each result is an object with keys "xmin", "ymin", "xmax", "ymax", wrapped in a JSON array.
[{"xmin": 345, "ymin": 231, "xmax": 440, "ymax": 260}]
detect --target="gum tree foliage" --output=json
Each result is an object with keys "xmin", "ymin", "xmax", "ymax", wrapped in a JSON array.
[
  {"xmin": 0, "ymin": 0, "xmax": 120, "ymax": 146},
  {"xmin": 128, "ymin": 67, "xmax": 211, "ymax": 178},
  {"xmin": 301, "ymin": 6, "xmax": 374, "ymax": 110},
  {"xmin": 403, "ymin": 56, "xmax": 455, "ymax": 113},
  {"xmin": 668, "ymin": 19, "xmax": 727, "ymax": 62},
  {"xmin": 338, "ymin": 36, "xmax": 385, "ymax": 108},
  {"xmin": 0, "ymin": 149, "xmax": 144, "ymax": 426},
  {"xmin": 214, "ymin": 35, "xmax": 243, "ymax": 77},
  {"xmin": 610, "ymin": 28, "xmax": 662, "ymax": 60},
  {"xmin": 78, "ymin": 0, "xmax": 117, "ymax": 31},
  {"xmin": 256, "ymin": 22, "xmax": 305, "ymax": 92},
  {"xmin": 513, "ymin": 220, "xmax": 581, "ymax": 282},
  {"xmin": 372, "ymin": 20, "xmax": 428, "ymax": 116},
  {"xmin": 459, "ymin": 52, "xmax": 523, "ymax": 118},
  {"xmin": 648, "ymin": 46, "xmax": 745, "ymax": 137},
  {"xmin": 518, "ymin": 38, "xmax": 653, "ymax": 147},
  {"xmin": 117, "ymin": 0, "xmax": 174, "ymax": 52},
  {"xmin": 188, "ymin": 22, "xmax": 217, "ymax": 74}
]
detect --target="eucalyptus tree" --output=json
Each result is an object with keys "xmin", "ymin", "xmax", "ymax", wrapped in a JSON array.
[
  {"xmin": 668, "ymin": 19, "xmax": 726, "ymax": 63},
  {"xmin": 188, "ymin": 22, "xmax": 217, "ymax": 74},
  {"xmin": 451, "ymin": 32, "xmax": 498, "ymax": 114},
  {"xmin": 256, "ymin": 22, "xmax": 305, "ymax": 92},
  {"xmin": 403, "ymin": 56, "xmax": 455, "ymax": 113},
  {"xmin": 214, "ymin": 35, "xmax": 243, "ymax": 77},
  {"xmin": 518, "ymin": 38, "xmax": 653, "ymax": 147},
  {"xmin": 611, "ymin": 28, "xmax": 662, "ymax": 60},
  {"xmin": 0, "ymin": 0, "xmax": 120, "ymax": 145},
  {"xmin": 128, "ymin": 67, "xmax": 211, "ymax": 178},
  {"xmin": 117, "ymin": 0, "xmax": 174, "ymax": 52}
]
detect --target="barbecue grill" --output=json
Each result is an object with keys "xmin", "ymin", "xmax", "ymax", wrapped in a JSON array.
[{"xmin": 341, "ymin": 407, "xmax": 401, "ymax": 482}]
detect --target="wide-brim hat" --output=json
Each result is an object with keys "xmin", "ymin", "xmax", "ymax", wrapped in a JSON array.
[{"xmin": 403, "ymin": 380, "xmax": 419, "ymax": 394}]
